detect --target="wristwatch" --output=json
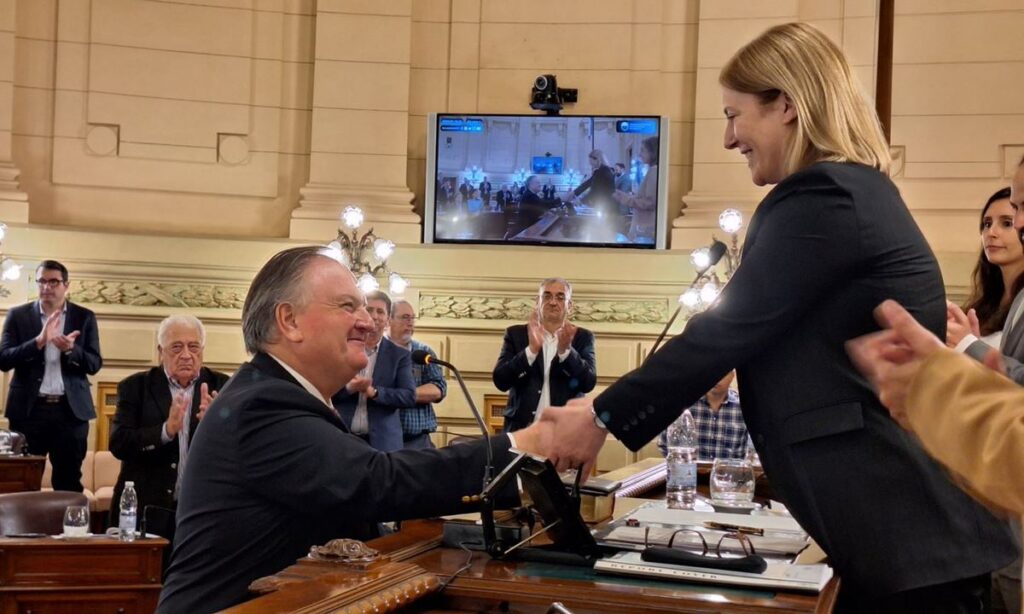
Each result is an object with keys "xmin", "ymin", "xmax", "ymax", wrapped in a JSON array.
[{"xmin": 591, "ymin": 407, "xmax": 608, "ymax": 430}]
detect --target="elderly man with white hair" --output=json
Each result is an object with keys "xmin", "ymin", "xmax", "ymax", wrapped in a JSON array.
[{"xmin": 109, "ymin": 314, "xmax": 229, "ymax": 539}]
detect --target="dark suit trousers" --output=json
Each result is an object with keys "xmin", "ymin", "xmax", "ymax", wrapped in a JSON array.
[
  {"xmin": 9, "ymin": 397, "xmax": 88, "ymax": 492},
  {"xmin": 836, "ymin": 573, "xmax": 990, "ymax": 614}
]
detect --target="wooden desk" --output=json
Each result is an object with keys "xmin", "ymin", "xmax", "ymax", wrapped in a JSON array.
[
  {"xmin": 0, "ymin": 456, "xmax": 44, "ymax": 494},
  {"xmin": 0, "ymin": 535, "xmax": 167, "ymax": 613},
  {"xmin": 233, "ymin": 521, "xmax": 838, "ymax": 614}
]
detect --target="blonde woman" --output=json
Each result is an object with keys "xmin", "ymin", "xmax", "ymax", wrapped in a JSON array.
[{"xmin": 544, "ymin": 23, "xmax": 1014, "ymax": 613}]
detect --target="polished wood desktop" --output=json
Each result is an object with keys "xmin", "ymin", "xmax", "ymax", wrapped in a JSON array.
[
  {"xmin": 0, "ymin": 455, "xmax": 44, "ymax": 494},
  {"xmin": 233, "ymin": 520, "xmax": 839, "ymax": 614},
  {"xmin": 0, "ymin": 534, "xmax": 167, "ymax": 613}
]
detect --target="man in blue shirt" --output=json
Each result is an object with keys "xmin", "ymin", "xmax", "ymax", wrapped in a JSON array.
[
  {"xmin": 389, "ymin": 299, "xmax": 446, "ymax": 449},
  {"xmin": 658, "ymin": 370, "xmax": 748, "ymax": 460}
]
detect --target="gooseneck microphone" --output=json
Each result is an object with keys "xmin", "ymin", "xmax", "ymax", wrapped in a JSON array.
[
  {"xmin": 410, "ymin": 350, "xmax": 493, "ymax": 488},
  {"xmin": 647, "ymin": 239, "xmax": 728, "ymax": 360}
]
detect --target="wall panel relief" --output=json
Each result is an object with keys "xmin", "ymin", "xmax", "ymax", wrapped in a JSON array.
[
  {"xmin": 50, "ymin": 0, "xmax": 282, "ymax": 196},
  {"xmin": 418, "ymin": 293, "xmax": 668, "ymax": 324},
  {"xmin": 70, "ymin": 279, "xmax": 247, "ymax": 310}
]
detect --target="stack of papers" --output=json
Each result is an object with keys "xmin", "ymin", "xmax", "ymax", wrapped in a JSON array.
[{"xmin": 595, "ymin": 551, "xmax": 833, "ymax": 593}]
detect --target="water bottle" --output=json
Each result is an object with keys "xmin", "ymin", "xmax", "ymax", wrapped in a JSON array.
[
  {"xmin": 119, "ymin": 481, "xmax": 138, "ymax": 542},
  {"xmin": 665, "ymin": 409, "xmax": 697, "ymax": 509}
]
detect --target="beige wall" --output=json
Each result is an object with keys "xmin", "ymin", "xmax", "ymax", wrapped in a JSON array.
[{"xmin": 1, "ymin": 1, "xmax": 1022, "ymax": 469}]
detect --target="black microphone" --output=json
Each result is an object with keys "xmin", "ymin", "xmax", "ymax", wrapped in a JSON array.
[
  {"xmin": 410, "ymin": 350, "xmax": 493, "ymax": 488},
  {"xmin": 647, "ymin": 239, "xmax": 729, "ymax": 359}
]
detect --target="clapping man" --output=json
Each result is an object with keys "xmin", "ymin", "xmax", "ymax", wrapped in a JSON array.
[
  {"xmin": 388, "ymin": 299, "xmax": 446, "ymax": 449},
  {"xmin": 492, "ymin": 278, "xmax": 596, "ymax": 432},
  {"xmin": 0, "ymin": 260, "xmax": 102, "ymax": 492},
  {"xmin": 109, "ymin": 315, "xmax": 229, "ymax": 540}
]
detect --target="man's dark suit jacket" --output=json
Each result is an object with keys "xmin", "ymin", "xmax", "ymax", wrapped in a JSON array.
[
  {"xmin": 333, "ymin": 337, "xmax": 415, "ymax": 452},
  {"xmin": 157, "ymin": 352, "xmax": 516, "ymax": 614},
  {"xmin": 108, "ymin": 366, "xmax": 230, "ymax": 517},
  {"xmin": 492, "ymin": 324, "xmax": 596, "ymax": 432},
  {"xmin": 0, "ymin": 301, "xmax": 102, "ymax": 421},
  {"xmin": 593, "ymin": 163, "xmax": 1016, "ymax": 595}
]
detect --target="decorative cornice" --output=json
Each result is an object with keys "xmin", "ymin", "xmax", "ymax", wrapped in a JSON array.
[
  {"xmin": 70, "ymin": 279, "xmax": 247, "ymax": 309},
  {"xmin": 418, "ymin": 294, "xmax": 668, "ymax": 324}
]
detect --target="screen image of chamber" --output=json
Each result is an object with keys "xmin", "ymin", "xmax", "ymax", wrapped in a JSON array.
[{"xmin": 431, "ymin": 115, "xmax": 661, "ymax": 249}]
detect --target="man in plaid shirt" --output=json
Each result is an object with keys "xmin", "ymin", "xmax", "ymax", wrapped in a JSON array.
[
  {"xmin": 658, "ymin": 371, "xmax": 748, "ymax": 460},
  {"xmin": 389, "ymin": 300, "xmax": 447, "ymax": 449}
]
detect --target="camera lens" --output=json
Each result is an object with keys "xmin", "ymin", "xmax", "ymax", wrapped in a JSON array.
[{"xmin": 534, "ymin": 75, "xmax": 549, "ymax": 91}]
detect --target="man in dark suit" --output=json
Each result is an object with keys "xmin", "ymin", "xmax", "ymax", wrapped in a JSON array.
[
  {"xmin": 493, "ymin": 277, "xmax": 596, "ymax": 432},
  {"xmin": 479, "ymin": 176, "xmax": 492, "ymax": 207},
  {"xmin": 0, "ymin": 260, "xmax": 102, "ymax": 492},
  {"xmin": 108, "ymin": 314, "xmax": 229, "ymax": 538},
  {"xmin": 157, "ymin": 246, "xmax": 551, "ymax": 613},
  {"xmin": 333, "ymin": 290, "xmax": 415, "ymax": 452}
]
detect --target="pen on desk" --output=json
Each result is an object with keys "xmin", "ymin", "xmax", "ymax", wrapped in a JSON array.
[{"xmin": 702, "ymin": 521, "xmax": 764, "ymax": 536}]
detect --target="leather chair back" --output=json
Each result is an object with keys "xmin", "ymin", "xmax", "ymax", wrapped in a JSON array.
[{"xmin": 0, "ymin": 491, "xmax": 90, "ymax": 535}]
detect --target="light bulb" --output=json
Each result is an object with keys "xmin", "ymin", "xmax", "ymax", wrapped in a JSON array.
[
  {"xmin": 700, "ymin": 281, "xmax": 719, "ymax": 305},
  {"xmin": 356, "ymin": 273, "xmax": 379, "ymax": 294},
  {"xmin": 0, "ymin": 259, "xmax": 20, "ymax": 281},
  {"xmin": 373, "ymin": 239, "xmax": 395, "ymax": 261},
  {"xmin": 341, "ymin": 206, "xmax": 364, "ymax": 230},
  {"xmin": 719, "ymin": 208, "xmax": 743, "ymax": 234},
  {"xmin": 320, "ymin": 242, "xmax": 349, "ymax": 267},
  {"xmin": 389, "ymin": 273, "xmax": 408, "ymax": 295},
  {"xmin": 690, "ymin": 247, "xmax": 711, "ymax": 271},
  {"xmin": 680, "ymin": 288, "xmax": 700, "ymax": 309}
]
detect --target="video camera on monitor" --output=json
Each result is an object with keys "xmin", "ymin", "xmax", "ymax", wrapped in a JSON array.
[{"xmin": 530, "ymin": 74, "xmax": 578, "ymax": 115}]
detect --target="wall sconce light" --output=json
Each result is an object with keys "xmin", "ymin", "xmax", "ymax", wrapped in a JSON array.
[
  {"xmin": 680, "ymin": 208, "xmax": 743, "ymax": 313},
  {"xmin": 326, "ymin": 206, "xmax": 408, "ymax": 296}
]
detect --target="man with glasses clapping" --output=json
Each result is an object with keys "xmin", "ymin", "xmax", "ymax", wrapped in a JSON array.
[
  {"xmin": 0, "ymin": 260, "xmax": 102, "ymax": 492},
  {"xmin": 388, "ymin": 299, "xmax": 447, "ymax": 449}
]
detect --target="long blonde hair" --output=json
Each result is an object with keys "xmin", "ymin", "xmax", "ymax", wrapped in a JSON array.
[{"xmin": 720, "ymin": 22, "xmax": 890, "ymax": 176}]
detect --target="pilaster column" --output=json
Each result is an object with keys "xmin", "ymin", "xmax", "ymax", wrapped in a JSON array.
[
  {"xmin": 291, "ymin": 1, "xmax": 419, "ymax": 242},
  {"xmin": 672, "ymin": 2, "xmax": 877, "ymax": 250},
  {"xmin": 0, "ymin": 0, "xmax": 29, "ymax": 223}
]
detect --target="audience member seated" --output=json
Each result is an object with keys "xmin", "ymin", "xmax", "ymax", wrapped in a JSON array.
[
  {"xmin": 334, "ymin": 291, "xmax": 416, "ymax": 452},
  {"xmin": 657, "ymin": 370, "xmax": 748, "ymax": 460},
  {"xmin": 156, "ymin": 246, "xmax": 550, "ymax": 613},
  {"xmin": 492, "ymin": 277, "xmax": 596, "ymax": 432},
  {"xmin": 108, "ymin": 315, "xmax": 230, "ymax": 539}
]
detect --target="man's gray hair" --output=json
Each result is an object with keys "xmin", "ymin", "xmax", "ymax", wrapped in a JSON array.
[
  {"xmin": 539, "ymin": 277, "xmax": 573, "ymax": 300},
  {"xmin": 391, "ymin": 298, "xmax": 414, "ymax": 317},
  {"xmin": 157, "ymin": 314, "xmax": 206, "ymax": 348},
  {"xmin": 242, "ymin": 245, "xmax": 334, "ymax": 355}
]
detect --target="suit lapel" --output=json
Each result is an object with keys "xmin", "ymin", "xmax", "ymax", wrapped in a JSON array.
[
  {"xmin": 1002, "ymin": 291, "xmax": 1024, "ymax": 353},
  {"xmin": 148, "ymin": 367, "xmax": 174, "ymax": 422},
  {"xmin": 250, "ymin": 353, "xmax": 349, "ymax": 431}
]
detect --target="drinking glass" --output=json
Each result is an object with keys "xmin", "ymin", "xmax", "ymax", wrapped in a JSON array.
[
  {"xmin": 0, "ymin": 430, "xmax": 11, "ymax": 455},
  {"xmin": 62, "ymin": 505, "xmax": 90, "ymax": 537},
  {"xmin": 709, "ymin": 458, "xmax": 755, "ymax": 503}
]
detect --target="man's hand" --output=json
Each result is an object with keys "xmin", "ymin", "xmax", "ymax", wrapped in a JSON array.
[
  {"xmin": 527, "ymin": 310, "xmax": 544, "ymax": 354},
  {"xmin": 556, "ymin": 322, "xmax": 577, "ymax": 355},
  {"xmin": 52, "ymin": 330, "xmax": 80, "ymax": 353},
  {"xmin": 35, "ymin": 311, "xmax": 62, "ymax": 349},
  {"xmin": 346, "ymin": 376, "xmax": 372, "ymax": 394},
  {"xmin": 164, "ymin": 392, "xmax": 189, "ymax": 437},
  {"xmin": 509, "ymin": 419, "xmax": 555, "ymax": 459},
  {"xmin": 197, "ymin": 382, "xmax": 218, "ymax": 421},
  {"xmin": 846, "ymin": 299, "xmax": 944, "ymax": 429},
  {"xmin": 538, "ymin": 397, "xmax": 607, "ymax": 478}
]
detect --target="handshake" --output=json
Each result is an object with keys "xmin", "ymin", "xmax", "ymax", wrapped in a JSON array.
[{"xmin": 506, "ymin": 397, "xmax": 608, "ymax": 479}]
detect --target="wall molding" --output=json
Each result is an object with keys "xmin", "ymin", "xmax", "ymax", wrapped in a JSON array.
[
  {"xmin": 418, "ymin": 293, "xmax": 669, "ymax": 324},
  {"xmin": 70, "ymin": 279, "xmax": 247, "ymax": 309}
]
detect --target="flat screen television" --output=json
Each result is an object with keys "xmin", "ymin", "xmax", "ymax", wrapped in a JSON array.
[{"xmin": 424, "ymin": 113, "xmax": 669, "ymax": 249}]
